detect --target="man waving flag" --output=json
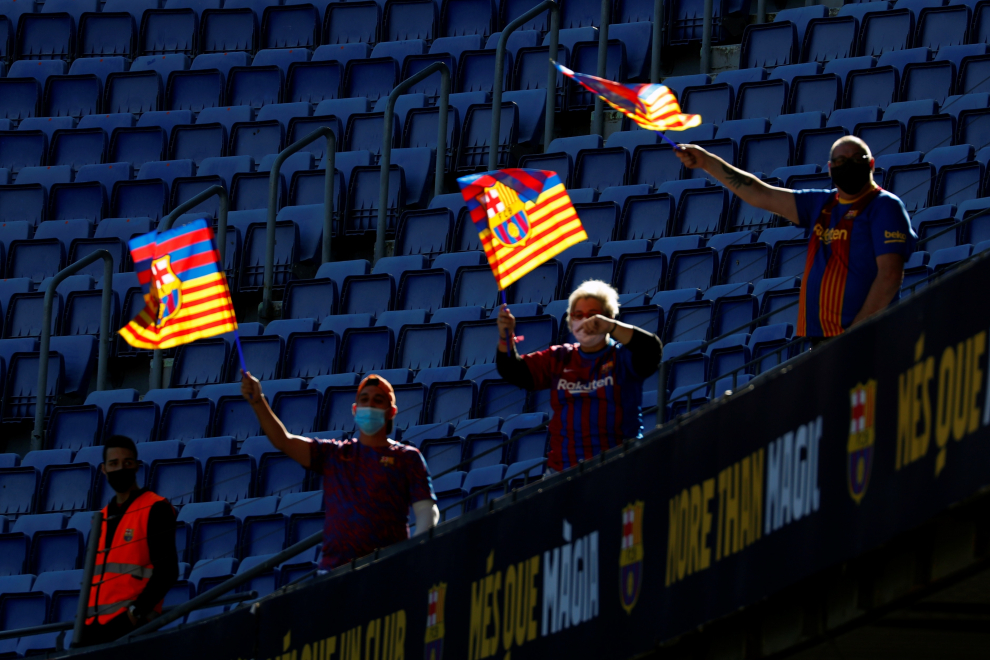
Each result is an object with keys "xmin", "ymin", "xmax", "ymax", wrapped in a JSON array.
[{"xmin": 119, "ymin": 219, "xmax": 237, "ymax": 350}]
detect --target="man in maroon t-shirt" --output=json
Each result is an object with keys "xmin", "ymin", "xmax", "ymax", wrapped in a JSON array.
[{"xmin": 242, "ymin": 371, "xmax": 438, "ymax": 570}]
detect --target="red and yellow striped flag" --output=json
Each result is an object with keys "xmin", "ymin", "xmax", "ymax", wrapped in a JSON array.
[
  {"xmin": 554, "ymin": 62, "xmax": 702, "ymax": 132},
  {"xmin": 457, "ymin": 169, "xmax": 587, "ymax": 290},
  {"xmin": 118, "ymin": 219, "xmax": 237, "ymax": 350}
]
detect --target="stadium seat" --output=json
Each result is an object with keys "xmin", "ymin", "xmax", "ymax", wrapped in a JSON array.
[
  {"xmin": 858, "ymin": 7, "xmax": 913, "ymax": 58},
  {"xmin": 740, "ymin": 21, "xmax": 797, "ymax": 69},
  {"xmin": 338, "ymin": 327, "xmax": 393, "ymax": 374}
]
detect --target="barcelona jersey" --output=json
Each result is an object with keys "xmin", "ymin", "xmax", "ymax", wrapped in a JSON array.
[
  {"xmin": 520, "ymin": 340, "xmax": 646, "ymax": 471},
  {"xmin": 793, "ymin": 189, "xmax": 916, "ymax": 337},
  {"xmin": 309, "ymin": 438, "xmax": 435, "ymax": 570}
]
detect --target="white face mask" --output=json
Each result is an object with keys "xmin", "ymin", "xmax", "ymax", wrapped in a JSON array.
[{"xmin": 570, "ymin": 317, "xmax": 607, "ymax": 350}]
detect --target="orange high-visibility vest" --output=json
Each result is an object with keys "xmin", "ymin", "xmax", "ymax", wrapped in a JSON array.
[{"xmin": 86, "ymin": 491, "xmax": 169, "ymax": 625}]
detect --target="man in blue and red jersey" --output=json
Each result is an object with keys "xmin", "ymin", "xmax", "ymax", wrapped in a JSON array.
[
  {"xmin": 241, "ymin": 372, "xmax": 438, "ymax": 570},
  {"xmin": 496, "ymin": 280, "xmax": 663, "ymax": 474},
  {"xmin": 676, "ymin": 135, "xmax": 916, "ymax": 340}
]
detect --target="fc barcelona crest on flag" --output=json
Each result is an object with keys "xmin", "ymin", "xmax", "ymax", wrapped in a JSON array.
[
  {"xmin": 458, "ymin": 169, "xmax": 587, "ymax": 290},
  {"xmin": 118, "ymin": 218, "xmax": 238, "ymax": 350},
  {"xmin": 847, "ymin": 380, "xmax": 876, "ymax": 504},
  {"xmin": 424, "ymin": 583, "xmax": 446, "ymax": 660},
  {"xmin": 484, "ymin": 181, "xmax": 531, "ymax": 246},
  {"xmin": 620, "ymin": 502, "xmax": 644, "ymax": 615},
  {"xmin": 151, "ymin": 255, "xmax": 183, "ymax": 327}
]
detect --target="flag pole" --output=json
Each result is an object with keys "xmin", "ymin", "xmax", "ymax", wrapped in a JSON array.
[
  {"xmin": 233, "ymin": 328, "xmax": 248, "ymax": 375},
  {"xmin": 658, "ymin": 132, "xmax": 680, "ymax": 149}
]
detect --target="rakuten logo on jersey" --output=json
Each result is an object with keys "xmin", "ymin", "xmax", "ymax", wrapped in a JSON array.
[{"xmin": 556, "ymin": 376, "xmax": 614, "ymax": 392}]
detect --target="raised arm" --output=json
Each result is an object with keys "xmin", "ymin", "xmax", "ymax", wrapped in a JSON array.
[
  {"xmin": 241, "ymin": 370, "xmax": 313, "ymax": 468},
  {"xmin": 674, "ymin": 144, "xmax": 801, "ymax": 224}
]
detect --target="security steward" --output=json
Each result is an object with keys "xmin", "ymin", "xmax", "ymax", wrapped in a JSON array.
[{"xmin": 80, "ymin": 435, "xmax": 178, "ymax": 646}]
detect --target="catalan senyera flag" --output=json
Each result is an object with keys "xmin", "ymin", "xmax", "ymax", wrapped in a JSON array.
[
  {"xmin": 118, "ymin": 218, "xmax": 237, "ymax": 350},
  {"xmin": 553, "ymin": 61, "xmax": 702, "ymax": 132},
  {"xmin": 457, "ymin": 169, "xmax": 587, "ymax": 290}
]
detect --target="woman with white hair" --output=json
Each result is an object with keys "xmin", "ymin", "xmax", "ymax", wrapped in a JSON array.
[{"xmin": 495, "ymin": 280, "xmax": 663, "ymax": 474}]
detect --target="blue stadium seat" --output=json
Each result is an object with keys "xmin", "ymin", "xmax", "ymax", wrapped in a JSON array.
[
  {"xmin": 222, "ymin": 52, "xmax": 289, "ymax": 109},
  {"xmin": 914, "ymin": 5, "xmax": 968, "ymax": 54},
  {"xmin": 668, "ymin": 0, "xmax": 725, "ymax": 45},
  {"xmin": 187, "ymin": 557, "xmax": 238, "ymax": 595},
  {"xmin": 899, "ymin": 56, "xmax": 952, "ymax": 108},
  {"xmin": 615, "ymin": 252, "xmax": 666, "ymax": 296},
  {"xmin": 228, "ymin": 102, "xmax": 307, "ymax": 162},
  {"xmin": 324, "ymin": 1, "xmax": 381, "ymax": 47},
  {"xmin": 885, "ymin": 162, "xmax": 934, "ymax": 213},
  {"xmin": 441, "ymin": 0, "xmax": 495, "ymax": 40},
  {"xmin": 229, "ymin": 335, "xmax": 284, "ymax": 382},
  {"xmin": 319, "ymin": 385, "xmax": 360, "ymax": 434},
  {"xmin": 239, "ymin": 220, "xmax": 297, "ymax": 292},
  {"xmin": 395, "ymin": 323, "xmax": 451, "ymax": 371},
  {"xmin": 450, "ymin": 320, "xmax": 498, "ymax": 371},
  {"xmin": 198, "ymin": 0, "xmax": 277, "ymax": 53},
  {"xmin": 287, "ymin": 57, "xmax": 344, "ymax": 106},
  {"xmin": 734, "ymin": 78, "xmax": 787, "ymax": 121},
  {"xmin": 666, "ymin": 247, "xmax": 719, "ymax": 292},
  {"xmin": 671, "ymin": 187, "xmax": 727, "ymax": 238},
  {"xmin": 929, "ymin": 244, "xmax": 973, "ymax": 274},
  {"xmin": 663, "ymin": 300, "xmax": 714, "ymax": 346},
  {"xmin": 38, "ymin": 461, "xmax": 93, "ymax": 515},
  {"xmin": 260, "ymin": 2, "xmax": 322, "ymax": 50},
  {"xmin": 394, "ymin": 269, "xmax": 448, "ymax": 314},
  {"xmin": 384, "ymin": 0, "xmax": 438, "ymax": 41},
  {"xmin": 171, "ymin": 338, "xmax": 229, "ymax": 388},
  {"xmin": 140, "ymin": 0, "xmax": 217, "ymax": 57},
  {"xmin": 14, "ymin": 0, "xmax": 96, "ymax": 60},
  {"xmin": 456, "ymin": 101, "xmax": 517, "ymax": 172},
  {"xmin": 740, "ymin": 21, "xmax": 797, "ymax": 69},
  {"xmin": 460, "ymin": 463, "xmax": 505, "ymax": 510},
  {"xmin": 421, "ymin": 437, "xmax": 463, "ymax": 474},
  {"xmin": 338, "ymin": 327, "xmax": 393, "ymax": 374},
  {"xmin": 505, "ymin": 260, "xmax": 560, "ymax": 306},
  {"xmin": 857, "ymin": 7, "xmax": 912, "ymax": 58},
  {"xmin": 802, "ymin": 12, "xmax": 858, "ymax": 64},
  {"xmin": 339, "ymin": 273, "xmax": 395, "ymax": 317}
]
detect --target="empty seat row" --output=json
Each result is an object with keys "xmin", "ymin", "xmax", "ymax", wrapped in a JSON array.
[
  {"xmin": 0, "ymin": 0, "xmax": 656, "ymax": 60},
  {"xmin": 741, "ymin": 1, "xmax": 990, "ymax": 70}
]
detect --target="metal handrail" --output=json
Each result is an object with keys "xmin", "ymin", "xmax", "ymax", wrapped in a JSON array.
[
  {"xmin": 650, "ymin": 0, "xmax": 663, "ymax": 82},
  {"xmin": 262, "ymin": 127, "xmax": 337, "ymax": 319},
  {"xmin": 591, "ymin": 0, "xmax": 612, "ymax": 136},
  {"xmin": 39, "ymin": 591, "xmax": 259, "ymax": 647},
  {"xmin": 122, "ymin": 531, "xmax": 324, "ymax": 641},
  {"xmin": 30, "ymin": 250, "xmax": 114, "ymax": 452},
  {"xmin": 374, "ymin": 62, "xmax": 451, "ymax": 263},
  {"xmin": 150, "ymin": 184, "xmax": 230, "ymax": 390},
  {"xmin": 489, "ymin": 0, "xmax": 560, "ymax": 170},
  {"xmin": 701, "ymin": 0, "xmax": 714, "ymax": 73},
  {"xmin": 70, "ymin": 511, "xmax": 103, "ymax": 647}
]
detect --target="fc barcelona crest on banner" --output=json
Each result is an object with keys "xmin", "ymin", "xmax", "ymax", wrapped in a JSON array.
[
  {"xmin": 847, "ymin": 380, "xmax": 877, "ymax": 504},
  {"xmin": 151, "ymin": 255, "xmax": 183, "ymax": 327},
  {"xmin": 619, "ymin": 502, "xmax": 644, "ymax": 615},
  {"xmin": 483, "ymin": 181, "xmax": 531, "ymax": 246},
  {"xmin": 424, "ymin": 583, "xmax": 446, "ymax": 660}
]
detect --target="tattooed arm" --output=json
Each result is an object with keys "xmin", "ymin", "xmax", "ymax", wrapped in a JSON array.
[{"xmin": 674, "ymin": 144, "xmax": 800, "ymax": 224}]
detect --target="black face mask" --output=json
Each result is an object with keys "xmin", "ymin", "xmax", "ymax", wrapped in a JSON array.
[
  {"xmin": 830, "ymin": 161, "xmax": 872, "ymax": 196},
  {"xmin": 106, "ymin": 467, "xmax": 137, "ymax": 494}
]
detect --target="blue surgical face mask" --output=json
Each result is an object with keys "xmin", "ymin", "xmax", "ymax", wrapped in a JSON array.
[{"xmin": 354, "ymin": 406, "xmax": 386, "ymax": 435}]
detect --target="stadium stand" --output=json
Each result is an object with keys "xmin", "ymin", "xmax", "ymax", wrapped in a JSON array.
[{"xmin": 0, "ymin": 0, "xmax": 987, "ymax": 654}]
